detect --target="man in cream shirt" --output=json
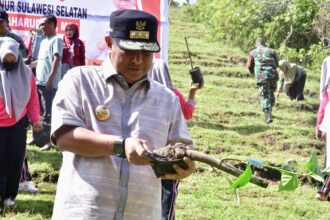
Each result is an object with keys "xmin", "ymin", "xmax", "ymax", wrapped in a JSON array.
[{"xmin": 51, "ymin": 9, "xmax": 195, "ymax": 220}]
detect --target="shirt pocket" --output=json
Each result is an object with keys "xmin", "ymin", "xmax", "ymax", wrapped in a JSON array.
[{"xmin": 135, "ymin": 107, "xmax": 170, "ymax": 142}]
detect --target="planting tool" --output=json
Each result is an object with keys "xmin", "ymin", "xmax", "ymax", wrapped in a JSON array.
[{"xmin": 184, "ymin": 37, "xmax": 204, "ymax": 84}]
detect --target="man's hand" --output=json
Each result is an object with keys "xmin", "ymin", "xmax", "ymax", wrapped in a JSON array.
[
  {"xmin": 29, "ymin": 61, "xmax": 38, "ymax": 69},
  {"xmin": 124, "ymin": 137, "xmax": 152, "ymax": 165},
  {"xmin": 32, "ymin": 120, "xmax": 43, "ymax": 132},
  {"xmin": 46, "ymin": 78, "xmax": 53, "ymax": 91},
  {"xmin": 161, "ymin": 157, "xmax": 196, "ymax": 180}
]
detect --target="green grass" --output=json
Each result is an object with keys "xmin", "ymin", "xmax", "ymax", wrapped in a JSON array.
[{"xmin": 2, "ymin": 5, "xmax": 329, "ymax": 220}]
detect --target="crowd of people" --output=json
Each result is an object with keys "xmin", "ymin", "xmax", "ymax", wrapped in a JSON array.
[
  {"xmin": 0, "ymin": 5, "xmax": 329, "ymax": 219},
  {"xmin": 0, "ymin": 11, "xmax": 89, "ymax": 209},
  {"xmin": 0, "ymin": 9, "xmax": 203, "ymax": 219}
]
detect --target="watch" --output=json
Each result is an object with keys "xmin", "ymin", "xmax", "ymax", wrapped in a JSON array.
[{"xmin": 113, "ymin": 136, "xmax": 126, "ymax": 158}]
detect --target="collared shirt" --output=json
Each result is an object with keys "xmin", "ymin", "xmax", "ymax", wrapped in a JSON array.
[
  {"xmin": 36, "ymin": 35, "xmax": 63, "ymax": 89},
  {"xmin": 51, "ymin": 56, "xmax": 193, "ymax": 220}
]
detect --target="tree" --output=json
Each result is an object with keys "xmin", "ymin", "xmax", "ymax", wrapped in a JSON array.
[
  {"xmin": 313, "ymin": 0, "xmax": 330, "ymax": 48},
  {"xmin": 185, "ymin": 0, "xmax": 321, "ymax": 64}
]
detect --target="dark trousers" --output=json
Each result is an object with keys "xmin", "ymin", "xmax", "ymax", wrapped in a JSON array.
[
  {"xmin": 37, "ymin": 85, "xmax": 56, "ymax": 124},
  {"xmin": 0, "ymin": 115, "xmax": 29, "ymax": 203},
  {"xmin": 285, "ymin": 73, "xmax": 306, "ymax": 100},
  {"xmin": 162, "ymin": 179, "xmax": 180, "ymax": 220}
]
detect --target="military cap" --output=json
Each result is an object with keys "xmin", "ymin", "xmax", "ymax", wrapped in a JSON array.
[{"xmin": 109, "ymin": 9, "xmax": 160, "ymax": 52}]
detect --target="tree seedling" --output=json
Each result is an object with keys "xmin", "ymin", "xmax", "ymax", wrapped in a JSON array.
[{"xmin": 145, "ymin": 143, "xmax": 327, "ymax": 192}]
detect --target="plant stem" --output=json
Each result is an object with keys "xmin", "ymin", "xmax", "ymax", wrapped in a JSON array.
[
  {"xmin": 186, "ymin": 150, "xmax": 269, "ymax": 188},
  {"xmin": 265, "ymin": 165, "xmax": 309, "ymax": 177}
]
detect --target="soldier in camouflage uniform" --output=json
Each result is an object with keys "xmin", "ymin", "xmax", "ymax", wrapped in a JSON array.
[
  {"xmin": 246, "ymin": 38, "xmax": 279, "ymax": 123},
  {"xmin": 0, "ymin": 10, "xmax": 27, "ymax": 57}
]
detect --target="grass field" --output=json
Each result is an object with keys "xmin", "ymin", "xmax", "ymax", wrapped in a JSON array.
[{"xmin": 1, "ymin": 6, "xmax": 329, "ymax": 220}]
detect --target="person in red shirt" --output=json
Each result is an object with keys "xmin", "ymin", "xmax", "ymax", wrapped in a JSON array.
[
  {"xmin": 149, "ymin": 58, "xmax": 203, "ymax": 220},
  {"xmin": 0, "ymin": 38, "xmax": 43, "ymax": 208},
  {"xmin": 61, "ymin": 23, "xmax": 85, "ymax": 77}
]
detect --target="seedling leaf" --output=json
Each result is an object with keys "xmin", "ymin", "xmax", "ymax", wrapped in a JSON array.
[
  {"xmin": 305, "ymin": 151, "xmax": 321, "ymax": 176},
  {"xmin": 278, "ymin": 171, "xmax": 300, "ymax": 191},
  {"xmin": 230, "ymin": 164, "xmax": 252, "ymax": 189},
  {"xmin": 311, "ymin": 173, "xmax": 325, "ymax": 183}
]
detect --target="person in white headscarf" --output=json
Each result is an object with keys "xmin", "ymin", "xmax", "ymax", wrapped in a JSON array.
[
  {"xmin": 276, "ymin": 60, "xmax": 306, "ymax": 101},
  {"xmin": 0, "ymin": 37, "xmax": 43, "ymax": 208}
]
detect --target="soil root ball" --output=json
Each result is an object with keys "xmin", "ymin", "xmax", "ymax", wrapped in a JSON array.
[{"xmin": 148, "ymin": 143, "xmax": 269, "ymax": 188}]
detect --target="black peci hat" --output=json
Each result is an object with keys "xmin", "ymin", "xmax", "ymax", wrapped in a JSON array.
[
  {"xmin": 109, "ymin": 9, "xmax": 160, "ymax": 52},
  {"xmin": 0, "ymin": 10, "xmax": 8, "ymax": 21}
]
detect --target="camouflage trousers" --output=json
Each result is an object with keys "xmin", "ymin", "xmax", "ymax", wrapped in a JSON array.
[{"xmin": 258, "ymin": 81, "xmax": 277, "ymax": 110}]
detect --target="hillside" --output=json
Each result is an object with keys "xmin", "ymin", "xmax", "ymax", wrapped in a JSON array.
[
  {"xmin": 168, "ymin": 6, "xmax": 328, "ymax": 220},
  {"xmin": 1, "ymin": 5, "xmax": 329, "ymax": 220}
]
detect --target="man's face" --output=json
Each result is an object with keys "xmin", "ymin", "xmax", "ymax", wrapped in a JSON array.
[
  {"xmin": 0, "ymin": 20, "xmax": 8, "ymax": 35},
  {"xmin": 39, "ymin": 18, "xmax": 55, "ymax": 36},
  {"xmin": 109, "ymin": 39, "xmax": 153, "ymax": 84}
]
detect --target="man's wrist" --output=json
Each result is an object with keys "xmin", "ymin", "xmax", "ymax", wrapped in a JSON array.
[{"xmin": 113, "ymin": 136, "xmax": 127, "ymax": 158}]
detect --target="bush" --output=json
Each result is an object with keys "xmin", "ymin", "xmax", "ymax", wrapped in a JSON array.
[{"xmin": 184, "ymin": 0, "xmax": 322, "ymax": 66}]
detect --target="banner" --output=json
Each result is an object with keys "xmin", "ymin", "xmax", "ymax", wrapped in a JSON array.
[{"xmin": 0, "ymin": 0, "xmax": 168, "ymax": 64}]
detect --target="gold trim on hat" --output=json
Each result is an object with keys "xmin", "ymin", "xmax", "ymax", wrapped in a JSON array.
[
  {"xmin": 136, "ymin": 21, "xmax": 146, "ymax": 30},
  {"xmin": 130, "ymin": 31, "xmax": 149, "ymax": 40}
]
